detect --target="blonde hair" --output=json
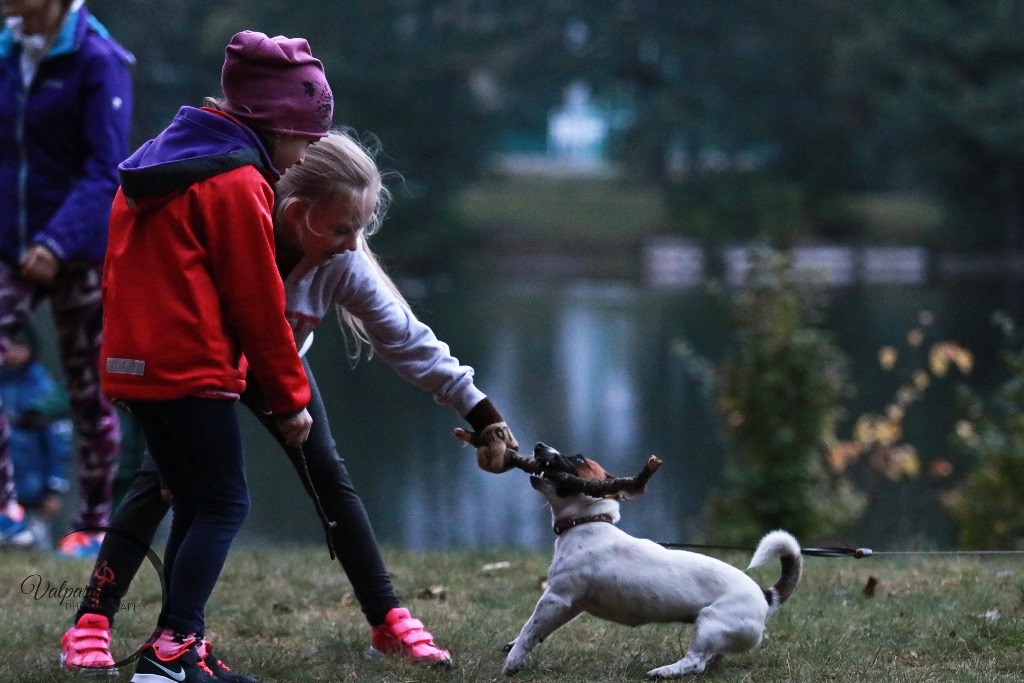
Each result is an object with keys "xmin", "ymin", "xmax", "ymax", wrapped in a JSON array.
[{"xmin": 274, "ymin": 129, "xmax": 407, "ymax": 362}]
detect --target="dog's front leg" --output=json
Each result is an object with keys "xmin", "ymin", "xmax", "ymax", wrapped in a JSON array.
[{"xmin": 503, "ymin": 591, "xmax": 582, "ymax": 675}]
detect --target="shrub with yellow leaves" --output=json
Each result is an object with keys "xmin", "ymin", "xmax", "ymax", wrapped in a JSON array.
[
  {"xmin": 944, "ymin": 312, "xmax": 1024, "ymax": 549},
  {"xmin": 824, "ymin": 309, "xmax": 970, "ymax": 485}
]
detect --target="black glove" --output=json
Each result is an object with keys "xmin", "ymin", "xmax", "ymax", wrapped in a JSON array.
[{"xmin": 463, "ymin": 398, "xmax": 519, "ymax": 473}]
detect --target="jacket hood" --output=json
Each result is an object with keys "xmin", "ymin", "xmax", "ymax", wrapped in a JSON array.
[{"xmin": 118, "ymin": 106, "xmax": 278, "ymax": 202}]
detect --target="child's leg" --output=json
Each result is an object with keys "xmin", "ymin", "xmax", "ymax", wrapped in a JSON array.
[
  {"xmin": 129, "ymin": 398, "xmax": 249, "ymax": 636},
  {"xmin": 50, "ymin": 263, "xmax": 121, "ymax": 529},
  {"xmin": 62, "ymin": 452, "xmax": 168, "ymax": 672},
  {"xmin": 241, "ymin": 360, "xmax": 399, "ymax": 626},
  {"xmin": 75, "ymin": 451, "xmax": 169, "ymax": 625}
]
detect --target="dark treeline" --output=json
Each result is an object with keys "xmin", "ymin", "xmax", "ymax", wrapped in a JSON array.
[{"xmin": 90, "ymin": 1, "xmax": 1024, "ymax": 267}]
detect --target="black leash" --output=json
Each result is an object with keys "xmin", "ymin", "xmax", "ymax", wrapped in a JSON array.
[
  {"xmin": 659, "ymin": 541, "xmax": 1024, "ymax": 559},
  {"xmin": 658, "ymin": 542, "xmax": 871, "ymax": 558}
]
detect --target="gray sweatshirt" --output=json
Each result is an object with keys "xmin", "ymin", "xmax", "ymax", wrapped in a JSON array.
[{"xmin": 283, "ymin": 247, "xmax": 486, "ymax": 418}]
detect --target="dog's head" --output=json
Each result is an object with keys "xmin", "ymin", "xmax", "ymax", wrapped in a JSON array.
[
  {"xmin": 532, "ymin": 442, "xmax": 612, "ymax": 483},
  {"xmin": 529, "ymin": 442, "xmax": 629, "ymax": 518}
]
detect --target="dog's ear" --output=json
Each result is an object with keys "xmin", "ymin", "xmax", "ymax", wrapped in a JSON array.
[{"xmin": 574, "ymin": 455, "xmax": 615, "ymax": 482}]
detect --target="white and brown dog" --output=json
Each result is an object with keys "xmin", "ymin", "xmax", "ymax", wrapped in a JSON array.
[{"xmin": 502, "ymin": 443, "xmax": 802, "ymax": 679}]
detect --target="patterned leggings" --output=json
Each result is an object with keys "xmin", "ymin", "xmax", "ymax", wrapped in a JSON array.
[{"xmin": 0, "ymin": 260, "xmax": 120, "ymax": 528}]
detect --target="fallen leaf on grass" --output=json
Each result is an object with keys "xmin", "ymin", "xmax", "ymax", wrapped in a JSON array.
[
  {"xmin": 419, "ymin": 585, "xmax": 446, "ymax": 600},
  {"xmin": 481, "ymin": 561, "xmax": 512, "ymax": 572}
]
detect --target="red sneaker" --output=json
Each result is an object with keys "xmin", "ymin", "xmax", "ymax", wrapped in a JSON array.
[
  {"xmin": 60, "ymin": 613, "xmax": 117, "ymax": 675},
  {"xmin": 368, "ymin": 607, "xmax": 452, "ymax": 666}
]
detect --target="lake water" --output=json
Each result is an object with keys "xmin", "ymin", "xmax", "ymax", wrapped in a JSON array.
[{"xmin": 231, "ymin": 268, "xmax": 1021, "ymax": 553}]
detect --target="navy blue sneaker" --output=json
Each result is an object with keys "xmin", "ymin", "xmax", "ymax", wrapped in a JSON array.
[{"xmin": 131, "ymin": 641, "xmax": 216, "ymax": 683}]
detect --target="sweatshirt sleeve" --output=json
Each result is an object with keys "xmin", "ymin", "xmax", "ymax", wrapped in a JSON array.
[
  {"xmin": 35, "ymin": 44, "xmax": 133, "ymax": 262},
  {"xmin": 330, "ymin": 248, "xmax": 485, "ymax": 417},
  {"xmin": 201, "ymin": 169, "xmax": 309, "ymax": 415}
]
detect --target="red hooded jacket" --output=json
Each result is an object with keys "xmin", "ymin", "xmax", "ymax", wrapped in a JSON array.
[{"xmin": 100, "ymin": 107, "xmax": 309, "ymax": 416}]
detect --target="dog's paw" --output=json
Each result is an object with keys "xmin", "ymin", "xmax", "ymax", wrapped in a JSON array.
[
  {"xmin": 502, "ymin": 657, "xmax": 525, "ymax": 676},
  {"xmin": 502, "ymin": 639, "xmax": 516, "ymax": 653},
  {"xmin": 646, "ymin": 656, "xmax": 709, "ymax": 679},
  {"xmin": 646, "ymin": 663, "xmax": 696, "ymax": 679}
]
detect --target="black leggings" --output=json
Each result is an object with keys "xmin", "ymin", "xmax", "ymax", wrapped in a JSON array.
[{"xmin": 76, "ymin": 358, "xmax": 399, "ymax": 628}]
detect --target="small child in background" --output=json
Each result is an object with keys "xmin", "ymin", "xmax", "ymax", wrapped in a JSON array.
[{"xmin": 0, "ymin": 323, "xmax": 72, "ymax": 550}]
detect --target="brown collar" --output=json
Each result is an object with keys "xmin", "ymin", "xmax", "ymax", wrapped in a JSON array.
[{"xmin": 553, "ymin": 513, "xmax": 615, "ymax": 535}]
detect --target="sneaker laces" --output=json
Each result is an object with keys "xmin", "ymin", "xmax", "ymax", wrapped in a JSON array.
[{"xmin": 201, "ymin": 639, "xmax": 231, "ymax": 671}]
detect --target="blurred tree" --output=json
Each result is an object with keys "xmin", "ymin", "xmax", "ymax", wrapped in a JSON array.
[
  {"xmin": 535, "ymin": 1, "xmax": 870, "ymax": 241},
  {"xmin": 837, "ymin": 0, "xmax": 1024, "ymax": 250},
  {"xmin": 707, "ymin": 246, "xmax": 863, "ymax": 543},
  {"xmin": 89, "ymin": 0, "xmax": 229, "ymax": 142},
  {"xmin": 86, "ymin": 1, "xmax": 1022, "ymax": 257},
  {"xmin": 91, "ymin": 0, "xmax": 507, "ymax": 271},
  {"xmin": 947, "ymin": 313, "xmax": 1024, "ymax": 549}
]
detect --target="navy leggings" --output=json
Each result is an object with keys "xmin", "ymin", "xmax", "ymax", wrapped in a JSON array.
[
  {"xmin": 126, "ymin": 397, "xmax": 249, "ymax": 635},
  {"xmin": 76, "ymin": 359, "xmax": 399, "ymax": 631}
]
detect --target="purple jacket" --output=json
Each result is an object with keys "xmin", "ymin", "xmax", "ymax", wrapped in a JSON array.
[{"xmin": 0, "ymin": 5, "xmax": 133, "ymax": 267}]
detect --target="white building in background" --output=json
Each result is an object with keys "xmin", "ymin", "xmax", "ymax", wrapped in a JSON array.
[
  {"xmin": 498, "ymin": 80, "xmax": 618, "ymax": 178},
  {"xmin": 547, "ymin": 81, "xmax": 609, "ymax": 170}
]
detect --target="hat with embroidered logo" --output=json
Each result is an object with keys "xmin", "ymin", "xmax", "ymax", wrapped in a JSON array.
[{"xmin": 221, "ymin": 30, "xmax": 334, "ymax": 138}]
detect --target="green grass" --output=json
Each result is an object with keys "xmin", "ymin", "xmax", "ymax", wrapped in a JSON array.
[
  {"xmin": 839, "ymin": 191, "xmax": 946, "ymax": 244},
  {"xmin": 3, "ymin": 545, "xmax": 1023, "ymax": 682},
  {"xmin": 457, "ymin": 176, "xmax": 668, "ymax": 245},
  {"xmin": 457, "ymin": 178, "xmax": 947, "ymax": 249}
]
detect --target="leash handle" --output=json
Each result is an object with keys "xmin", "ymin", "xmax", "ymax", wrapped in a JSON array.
[{"xmin": 800, "ymin": 546, "xmax": 873, "ymax": 558}]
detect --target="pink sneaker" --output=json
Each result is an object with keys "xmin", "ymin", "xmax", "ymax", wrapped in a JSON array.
[
  {"xmin": 60, "ymin": 613, "xmax": 117, "ymax": 675},
  {"xmin": 368, "ymin": 607, "xmax": 453, "ymax": 666}
]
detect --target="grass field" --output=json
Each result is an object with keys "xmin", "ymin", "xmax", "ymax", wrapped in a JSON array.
[
  {"xmin": 457, "ymin": 176, "xmax": 669, "ymax": 245},
  {"xmin": 2, "ymin": 544, "xmax": 1023, "ymax": 682}
]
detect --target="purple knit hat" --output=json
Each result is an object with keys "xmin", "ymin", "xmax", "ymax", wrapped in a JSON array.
[{"xmin": 221, "ymin": 30, "xmax": 334, "ymax": 137}]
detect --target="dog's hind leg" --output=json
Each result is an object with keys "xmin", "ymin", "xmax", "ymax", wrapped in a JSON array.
[
  {"xmin": 503, "ymin": 592, "xmax": 582, "ymax": 675},
  {"xmin": 646, "ymin": 608, "xmax": 763, "ymax": 679}
]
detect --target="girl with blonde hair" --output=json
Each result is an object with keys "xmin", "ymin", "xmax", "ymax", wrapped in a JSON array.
[{"xmin": 62, "ymin": 130, "xmax": 518, "ymax": 674}]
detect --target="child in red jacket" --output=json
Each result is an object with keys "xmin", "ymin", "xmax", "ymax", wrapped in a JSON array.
[
  {"xmin": 62, "ymin": 131, "xmax": 521, "ymax": 677},
  {"xmin": 98, "ymin": 30, "xmax": 330, "ymax": 683}
]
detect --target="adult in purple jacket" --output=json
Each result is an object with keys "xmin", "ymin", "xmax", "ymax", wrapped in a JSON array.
[{"xmin": 0, "ymin": 0, "xmax": 132, "ymax": 557}]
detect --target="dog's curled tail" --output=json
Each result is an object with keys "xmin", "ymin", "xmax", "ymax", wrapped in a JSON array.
[{"xmin": 746, "ymin": 530, "xmax": 802, "ymax": 615}]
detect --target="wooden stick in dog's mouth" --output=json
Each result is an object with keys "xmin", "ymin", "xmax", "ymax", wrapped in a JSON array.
[{"xmin": 453, "ymin": 428, "xmax": 663, "ymax": 496}]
